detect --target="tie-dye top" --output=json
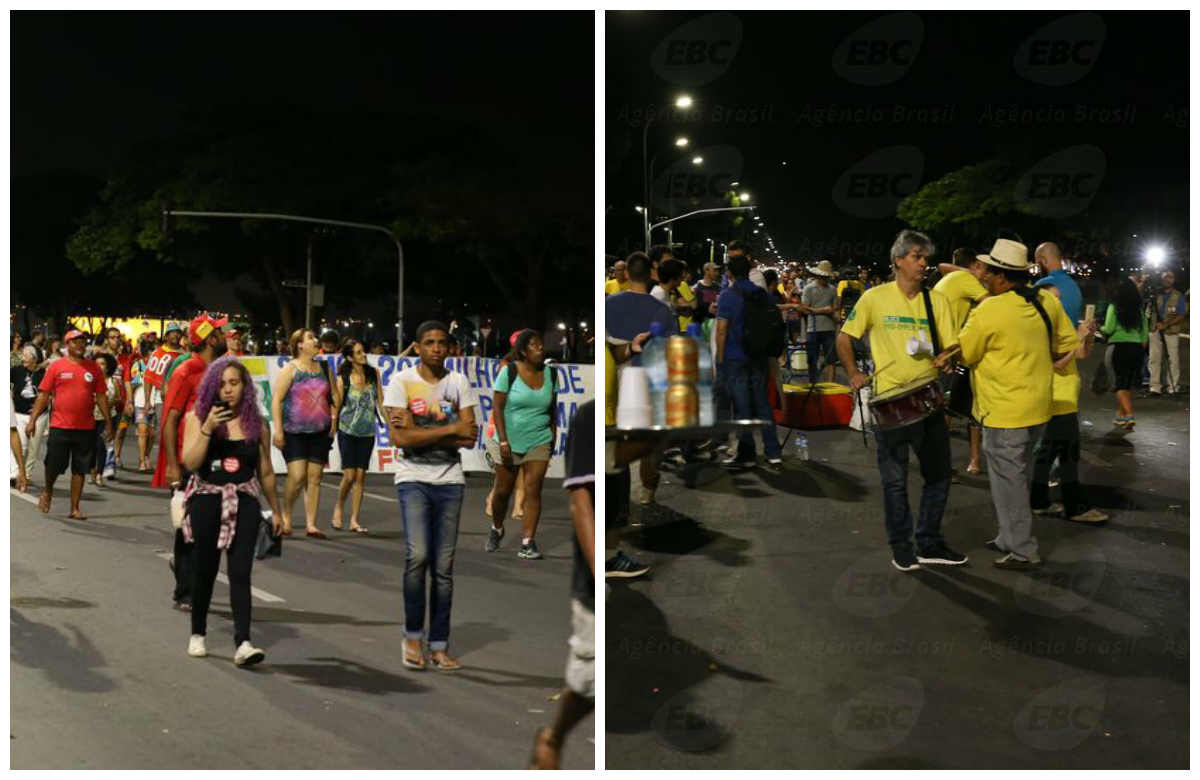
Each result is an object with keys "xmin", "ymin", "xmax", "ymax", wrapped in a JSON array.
[{"xmin": 283, "ymin": 364, "xmax": 332, "ymax": 434}]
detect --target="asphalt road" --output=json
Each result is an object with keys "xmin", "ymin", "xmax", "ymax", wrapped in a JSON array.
[
  {"xmin": 10, "ymin": 457, "xmax": 593, "ymax": 769},
  {"xmin": 607, "ymin": 347, "xmax": 1189, "ymax": 769}
]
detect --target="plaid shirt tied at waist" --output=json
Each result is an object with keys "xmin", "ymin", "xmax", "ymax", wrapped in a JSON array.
[{"xmin": 182, "ymin": 474, "xmax": 262, "ymax": 550}]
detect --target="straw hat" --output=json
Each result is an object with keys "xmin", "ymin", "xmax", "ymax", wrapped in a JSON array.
[
  {"xmin": 976, "ymin": 239, "xmax": 1032, "ymax": 271},
  {"xmin": 807, "ymin": 260, "xmax": 836, "ymax": 278}
]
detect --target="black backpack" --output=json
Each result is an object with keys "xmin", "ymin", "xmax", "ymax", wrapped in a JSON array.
[{"xmin": 735, "ymin": 285, "xmax": 787, "ymax": 359}]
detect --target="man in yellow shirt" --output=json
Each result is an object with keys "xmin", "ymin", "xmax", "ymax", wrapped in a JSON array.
[
  {"xmin": 838, "ymin": 229, "xmax": 967, "ymax": 573},
  {"xmin": 933, "ymin": 247, "xmax": 989, "ymax": 474},
  {"xmin": 955, "ymin": 239, "xmax": 1079, "ymax": 570},
  {"xmin": 604, "ymin": 260, "xmax": 631, "ymax": 295}
]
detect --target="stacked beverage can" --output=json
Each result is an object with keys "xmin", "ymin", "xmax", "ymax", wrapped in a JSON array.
[{"xmin": 665, "ymin": 335, "xmax": 699, "ymax": 427}]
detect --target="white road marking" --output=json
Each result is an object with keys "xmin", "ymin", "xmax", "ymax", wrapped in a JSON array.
[
  {"xmin": 155, "ymin": 553, "xmax": 287, "ymax": 604},
  {"xmin": 320, "ymin": 479, "xmax": 397, "ymax": 503},
  {"xmin": 10, "ymin": 489, "xmax": 38, "ymax": 506},
  {"xmin": 12, "ymin": 488, "xmax": 287, "ymax": 602}
]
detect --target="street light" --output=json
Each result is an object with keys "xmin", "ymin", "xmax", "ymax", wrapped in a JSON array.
[
  {"xmin": 675, "ymin": 136, "xmax": 689, "ymax": 147},
  {"xmin": 1145, "ymin": 246, "xmax": 1167, "ymax": 266},
  {"xmin": 675, "ymin": 94, "xmax": 693, "ymax": 109},
  {"xmin": 692, "ymin": 156, "xmax": 703, "ymax": 165},
  {"xmin": 635, "ymin": 205, "xmax": 645, "ymax": 213},
  {"xmin": 739, "ymin": 192, "xmax": 751, "ymax": 202}
]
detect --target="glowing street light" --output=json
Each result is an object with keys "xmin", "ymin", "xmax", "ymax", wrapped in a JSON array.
[
  {"xmin": 1145, "ymin": 245, "xmax": 1167, "ymax": 266},
  {"xmin": 675, "ymin": 94, "xmax": 693, "ymax": 109},
  {"xmin": 674, "ymin": 136, "xmax": 689, "ymax": 147},
  {"xmin": 692, "ymin": 156, "xmax": 703, "ymax": 165},
  {"xmin": 739, "ymin": 192, "xmax": 751, "ymax": 202},
  {"xmin": 635, "ymin": 205, "xmax": 645, "ymax": 213}
]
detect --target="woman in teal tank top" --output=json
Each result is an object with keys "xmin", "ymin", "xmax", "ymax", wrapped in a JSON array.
[{"xmin": 332, "ymin": 340, "xmax": 386, "ymax": 533}]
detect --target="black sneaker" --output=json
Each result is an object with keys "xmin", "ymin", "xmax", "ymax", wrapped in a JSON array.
[
  {"xmin": 605, "ymin": 551, "xmax": 651, "ymax": 579},
  {"xmin": 484, "ymin": 525, "xmax": 504, "ymax": 552},
  {"xmin": 891, "ymin": 548, "xmax": 921, "ymax": 572},
  {"xmin": 518, "ymin": 540, "xmax": 543, "ymax": 560},
  {"xmin": 917, "ymin": 544, "xmax": 968, "ymax": 566}
]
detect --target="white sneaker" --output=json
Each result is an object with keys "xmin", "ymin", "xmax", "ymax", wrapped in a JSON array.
[
  {"xmin": 234, "ymin": 641, "xmax": 265, "ymax": 667},
  {"xmin": 187, "ymin": 635, "xmax": 207, "ymax": 657}
]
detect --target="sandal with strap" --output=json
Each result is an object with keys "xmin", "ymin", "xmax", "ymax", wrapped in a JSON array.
[{"xmin": 429, "ymin": 652, "xmax": 462, "ymax": 671}]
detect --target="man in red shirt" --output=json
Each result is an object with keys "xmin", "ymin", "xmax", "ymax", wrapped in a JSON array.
[
  {"xmin": 25, "ymin": 330, "xmax": 112, "ymax": 520},
  {"xmin": 143, "ymin": 321, "xmax": 185, "ymax": 398},
  {"xmin": 225, "ymin": 324, "xmax": 248, "ymax": 357},
  {"xmin": 152, "ymin": 313, "xmax": 227, "ymax": 610}
]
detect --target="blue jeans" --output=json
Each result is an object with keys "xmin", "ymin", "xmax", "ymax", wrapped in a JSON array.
[
  {"xmin": 874, "ymin": 413, "xmax": 951, "ymax": 554},
  {"xmin": 397, "ymin": 482, "xmax": 464, "ymax": 650},
  {"xmin": 722, "ymin": 358, "xmax": 782, "ymax": 460},
  {"xmin": 806, "ymin": 330, "xmax": 835, "ymax": 381}
]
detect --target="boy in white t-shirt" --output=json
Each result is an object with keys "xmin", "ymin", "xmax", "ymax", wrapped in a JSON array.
[{"xmin": 384, "ymin": 320, "xmax": 479, "ymax": 672}]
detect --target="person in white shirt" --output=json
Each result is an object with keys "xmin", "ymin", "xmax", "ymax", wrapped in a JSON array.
[{"xmin": 384, "ymin": 320, "xmax": 479, "ymax": 672}]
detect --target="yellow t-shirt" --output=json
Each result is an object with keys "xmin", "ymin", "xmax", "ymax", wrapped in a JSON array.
[
  {"xmin": 1051, "ymin": 360, "xmax": 1081, "ymax": 416},
  {"xmin": 840, "ymin": 282, "xmax": 959, "ymax": 397},
  {"xmin": 958, "ymin": 288, "xmax": 1079, "ymax": 428},
  {"xmin": 605, "ymin": 279, "xmax": 631, "ymax": 295},
  {"xmin": 676, "ymin": 281, "xmax": 695, "ymax": 332},
  {"xmin": 932, "ymin": 269, "xmax": 988, "ymax": 330},
  {"xmin": 836, "ymin": 279, "xmax": 865, "ymax": 299}
]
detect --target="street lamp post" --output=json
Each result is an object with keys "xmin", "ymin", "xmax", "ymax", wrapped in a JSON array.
[
  {"xmin": 649, "ymin": 206, "xmax": 755, "ymax": 251},
  {"xmin": 163, "ymin": 209, "xmax": 406, "ymax": 351}
]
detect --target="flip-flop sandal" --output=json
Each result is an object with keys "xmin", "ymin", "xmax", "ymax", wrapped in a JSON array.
[
  {"xmin": 68, "ymin": 511, "xmax": 88, "ymax": 521},
  {"xmin": 38, "ymin": 493, "xmax": 51, "ymax": 513},
  {"xmin": 331, "ymin": 522, "xmax": 344, "ymax": 531},
  {"xmin": 351, "ymin": 527, "xmax": 369, "ymax": 535},
  {"xmin": 429, "ymin": 655, "xmax": 462, "ymax": 672},
  {"xmin": 281, "ymin": 529, "xmax": 293, "ymax": 536},
  {"xmin": 305, "ymin": 529, "xmax": 327, "ymax": 540},
  {"xmin": 402, "ymin": 652, "xmax": 426, "ymax": 671}
]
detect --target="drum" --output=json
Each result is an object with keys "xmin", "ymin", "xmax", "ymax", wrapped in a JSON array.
[{"xmin": 868, "ymin": 376, "xmax": 945, "ymax": 430}]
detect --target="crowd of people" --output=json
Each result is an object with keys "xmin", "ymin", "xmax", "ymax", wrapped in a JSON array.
[
  {"xmin": 603, "ymin": 228, "xmax": 1187, "ymax": 573},
  {"xmin": 8, "ymin": 312, "xmax": 593, "ymax": 767}
]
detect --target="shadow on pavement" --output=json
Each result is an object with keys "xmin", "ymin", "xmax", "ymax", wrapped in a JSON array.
[
  {"xmin": 10, "ymin": 609, "xmax": 116, "ymax": 693},
  {"xmin": 606, "ymin": 586, "xmax": 771, "ymax": 738},
  {"xmin": 268, "ymin": 656, "xmax": 430, "ymax": 694},
  {"xmin": 919, "ymin": 569, "xmax": 1187, "ymax": 685},
  {"xmin": 625, "ymin": 507, "xmax": 752, "ymax": 566}
]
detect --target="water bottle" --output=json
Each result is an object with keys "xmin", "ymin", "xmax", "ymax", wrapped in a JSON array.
[
  {"xmin": 643, "ymin": 322, "xmax": 669, "ymax": 427},
  {"xmin": 687, "ymin": 323, "xmax": 715, "ymax": 426},
  {"xmin": 796, "ymin": 432, "xmax": 809, "ymax": 461}
]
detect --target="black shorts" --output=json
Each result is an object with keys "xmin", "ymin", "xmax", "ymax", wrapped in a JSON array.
[
  {"xmin": 282, "ymin": 429, "xmax": 333, "ymax": 465},
  {"xmin": 1112, "ymin": 342, "xmax": 1144, "ymax": 391},
  {"xmin": 337, "ymin": 432, "xmax": 376, "ymax": 470},
  {"xmin": 45, "ymin": 427, "xmax": 96, "ymax": 476}
]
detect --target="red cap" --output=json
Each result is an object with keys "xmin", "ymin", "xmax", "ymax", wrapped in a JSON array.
[
  {"xmin": 64, "ymin": 329, "xmax": 87, "ymax": 342},
  {"xmin": 188, "ymin": 313, "xmax": 228, "ymax": 347},
  {"xmin": 509, "ymin": 330, "xmax": 522, "ymax": 347}
]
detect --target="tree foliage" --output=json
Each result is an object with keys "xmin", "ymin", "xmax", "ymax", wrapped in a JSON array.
[{"xmin": 897, "ymin": 160, "xmax": 1016, "ymax": 239}]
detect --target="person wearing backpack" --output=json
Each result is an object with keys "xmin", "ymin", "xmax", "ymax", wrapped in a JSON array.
[
  {"xmin": 715, "ymin": 252, "xmax": 784, "ymax": 469},
  {"xmin": 485, "ymin": 329, "xmax": 557, "ymax": 560}
]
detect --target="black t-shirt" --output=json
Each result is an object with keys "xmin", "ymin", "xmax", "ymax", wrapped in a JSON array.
[
  {"xmin": 10, "ymin": 365, "xmax": 45, "ymax": 415},
  {"xmin": 564, "ymin": 400, "xmax": 595, "ymax": 609}
]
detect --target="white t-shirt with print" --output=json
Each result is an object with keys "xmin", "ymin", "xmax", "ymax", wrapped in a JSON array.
[{"xmin": 383, "ymin": 364, "xmax": 479, "ymax": 485}]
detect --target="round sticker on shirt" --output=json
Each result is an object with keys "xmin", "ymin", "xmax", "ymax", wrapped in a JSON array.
[
  {"xmin": 83, "ymin": 372, "xmax": 94, "ymax": 383},
  {"xmin": 222, "ymin": 457, "xmax": 240, "ymax": 474}
]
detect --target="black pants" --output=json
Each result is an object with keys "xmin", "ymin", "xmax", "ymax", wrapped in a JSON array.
[
  {"xmin": 93, "ymin": 421, "xmax": 108, "ymax": 472},
  {"xmin": 1031, "ymin": 412, "xmax": 1087, "ymax": 516},
  {"xmin": 189, "ymin": 492, "xmax": 260, "ymax": 647}
]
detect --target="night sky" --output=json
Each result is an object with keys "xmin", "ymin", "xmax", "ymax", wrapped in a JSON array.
[
  {"xmin": 12, "ymin": 12, "xmax": 595, "ymax": 341},
  {"xmin": 14, "ymin": 12, "xmax": 593, "ymax": 178},
  {"xmin": 606, "ymin": 11, "xmax": 1189, "ymax": 274}
]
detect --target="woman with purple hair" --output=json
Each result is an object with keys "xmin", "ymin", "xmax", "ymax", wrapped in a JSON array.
[{"xmin": 179, "ymin": 356, "xmax": 283, "ymax": 666}]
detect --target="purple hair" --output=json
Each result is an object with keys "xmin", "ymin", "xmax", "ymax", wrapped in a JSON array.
[{"xmin": 192, "ymin": 356, "xmax": 263, "ymax": 443}]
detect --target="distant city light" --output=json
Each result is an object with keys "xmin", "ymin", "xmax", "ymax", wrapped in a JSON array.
[
  {"xmin": 675, "ymin": 95, "xmax": 693, "ymax": 109},
  {"xmin": 692, "ymin": 156, "xmax": 703, "ymax": 165},
  {"xmin": 674, "ymin": 136, "xmax": 689, "ymax": 147},
  {"xmin": 1145, "ymin": 246, "xmax": 1167, "ymax": 266}
]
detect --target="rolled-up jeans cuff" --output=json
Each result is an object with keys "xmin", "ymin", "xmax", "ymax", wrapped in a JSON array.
[
  {"xmin": 406, "ymin": 631, "xmax": 425, "ymax": 644},
  {"xmin": 428, "ymin": 640, "xmax": 448, "ymax": 652}
]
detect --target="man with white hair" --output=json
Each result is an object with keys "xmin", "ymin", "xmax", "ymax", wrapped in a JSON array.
[{"xmin": 11, "ymin": 344, "xmax": 46, "ymax": 483}]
